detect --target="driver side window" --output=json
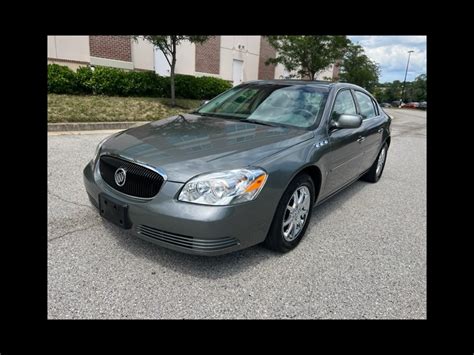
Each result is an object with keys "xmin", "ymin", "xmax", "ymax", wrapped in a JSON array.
[{"xmin": 332, "ymin": 90, "xmax": 357, "ymax": 118}]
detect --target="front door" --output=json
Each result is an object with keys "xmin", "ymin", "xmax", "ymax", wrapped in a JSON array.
[
  {"xmin": 322, "ymin": 89, "xmax": 365, "ymax": 196},
  {"xmin": 232, "ymin": 59, "xmax": 243, "ymax": 86}
]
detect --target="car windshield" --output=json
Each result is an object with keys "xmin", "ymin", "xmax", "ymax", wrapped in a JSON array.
[{"xmin": 195, "ymin": 84, "xmax": 329, "ymax": 129}]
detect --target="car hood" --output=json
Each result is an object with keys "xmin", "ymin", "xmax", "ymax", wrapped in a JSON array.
[{"xmin": 101, "ymin": 114, "xmax": 314, "ymax": 182}]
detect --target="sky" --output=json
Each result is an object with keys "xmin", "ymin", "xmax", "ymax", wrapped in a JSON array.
[{"xmin": 348, "ymin": 36, "xmax": 426, "ymax": 83}]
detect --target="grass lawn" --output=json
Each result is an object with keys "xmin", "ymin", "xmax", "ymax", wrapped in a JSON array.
[{"xmin": 48, "ymin": 94, "xmax": 202, "ymax": 123}]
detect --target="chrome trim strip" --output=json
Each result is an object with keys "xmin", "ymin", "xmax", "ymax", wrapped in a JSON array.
[
  {"xmin": 99, "ymin": 152, "xmax": 168, "ymax": 181},
  {"xmin": 137, "ymin": 225, "xmax": 240, "ymax": 250}
]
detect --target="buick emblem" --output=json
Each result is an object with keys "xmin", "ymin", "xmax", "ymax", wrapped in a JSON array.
[{"xmin": 114, "ymin": 167, "xmax": 127, "ymax": 187}]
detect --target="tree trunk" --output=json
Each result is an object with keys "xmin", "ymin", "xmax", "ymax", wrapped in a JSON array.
[
  {"xmin": 310, "ymin": 72, "xmax": 315, "ymax": 80},
  {"xmin": 170, "ymin": 64, "xmax": 176, "ymax": 107},
  {"xmin": 170, "ymin": 39, "xmax": 177, "ymax": 107}
]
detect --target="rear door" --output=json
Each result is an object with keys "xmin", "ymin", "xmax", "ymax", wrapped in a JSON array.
[
  {"xmin": 353, "ymin": 90, "xmax": 384, "ymax": 172},
  {"xmin": 322, "ymin": 89, "xmax": 365, "ymax": 196}
]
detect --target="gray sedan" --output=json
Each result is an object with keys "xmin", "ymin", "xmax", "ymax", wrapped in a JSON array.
[{"xmin": 83, "ymin": 80, "xmax": 391, "ymax": 256}]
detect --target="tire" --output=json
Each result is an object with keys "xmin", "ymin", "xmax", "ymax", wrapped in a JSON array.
[
  {"xmin": 264, "ymin": 173, "xmax": 315, "ymax": 253},
  {"xmin": 361, "ymin": 143, "xmax": 388, "ymax": 183}
]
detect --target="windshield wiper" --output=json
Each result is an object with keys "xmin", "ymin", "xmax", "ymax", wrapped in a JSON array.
[{"xmin": 240, "ymin": 118, "xmax": 276, "ymax": 127}]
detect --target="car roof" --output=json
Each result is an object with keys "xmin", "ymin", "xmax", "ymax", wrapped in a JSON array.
[
  {"xmin": 245, "ymin": 79, "xmax": 334, "ymax": 87},
  {"xmin": 248, "ymin": 79, "xmax": 332, "ymax": 84},
  {"xmin": 244, "ymin": 79, "xmax": 368, "ymax": 92}
]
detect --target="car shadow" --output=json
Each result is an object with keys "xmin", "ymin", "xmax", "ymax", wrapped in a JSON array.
[
  {"xmin": 103, "ymin": 180, "xmax": 370, "ymax": 280},
  {"xmin": 307, "ymin": 181, "xmax": 369, "ymax": 230}
]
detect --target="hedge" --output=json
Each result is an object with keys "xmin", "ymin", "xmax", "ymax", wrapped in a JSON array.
[
  {"xmin": 47, "ymin": 64, "xmax": 232, "ymax": 100},
  {"xmin": 47, "ymin": 64, "xmax": 79, "ymax": 94}
]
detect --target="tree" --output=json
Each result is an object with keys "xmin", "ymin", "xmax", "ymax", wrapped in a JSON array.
[
  {"xmin": 385, "ymin": 80, "xmax": 403, "ymax": 104},
  {"xmin": 407, "ymin": 74, "xmax": 426, "ymax": 102},
  {"xmin": 133, "ymin": 35, "xmax": 209, "ymax": 106},
  {"xmin": 265, "ymin": 36, "xmax": 349, "ymax": 80},
  {"xmin": 338, "ymin": 43, "xmax": 380, "ymax": 92},
  {"xmin": 373, "ymin": 84, "xmax": 390, "ymax": 103}
]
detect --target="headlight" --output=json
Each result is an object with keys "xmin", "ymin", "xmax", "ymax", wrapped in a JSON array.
[{"xmin": 178, "ymin": 168, "xmax": 268, "ymax": 205}]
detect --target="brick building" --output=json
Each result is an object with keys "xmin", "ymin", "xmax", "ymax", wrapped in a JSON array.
[{"xmin": 47, "ymin": 36, "xmax": 338, "ymax": 86}]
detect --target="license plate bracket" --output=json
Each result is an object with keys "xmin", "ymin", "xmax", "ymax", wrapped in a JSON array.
[{"xmin": 98, "ymin": 193, "xmax": 131, "ymax": 229}]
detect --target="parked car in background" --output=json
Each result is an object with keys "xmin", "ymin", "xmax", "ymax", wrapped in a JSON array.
[
  {"xmin": 381, "ymin": 103, "xmax": 392, "ymax": 108},
  {"xmin": 418, "ymin": 101, "xmax": 427, "ymax": 110},
  {"xmin": 84, "ymin": 80, "xmax": 391, "ymax": 256},
  {"xmin": 391, "ymin": 100, "xmax": 402, "ymax": 107},
  {"xmin": 402, "ymin": 102, "xmax": 419, "ymax": 109}
]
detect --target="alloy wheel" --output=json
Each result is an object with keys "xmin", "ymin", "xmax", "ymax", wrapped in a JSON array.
[
  {"xmin": 376, "ymin": 147, "xmax": 386, "ymax": 177},
  {"xmin": 282, "ymin": 186, "xmax": 311, "ymax": 242}
]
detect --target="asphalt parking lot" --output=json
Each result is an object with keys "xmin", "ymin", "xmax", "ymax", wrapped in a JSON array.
[{"xmin": 47, "ymin": 108, "xmax": 426, "ymax": 319}]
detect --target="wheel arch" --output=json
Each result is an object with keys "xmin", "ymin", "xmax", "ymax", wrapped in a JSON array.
[{"xmin": 292, "ymin": 165, "xmax": 322, "ymax": 203}]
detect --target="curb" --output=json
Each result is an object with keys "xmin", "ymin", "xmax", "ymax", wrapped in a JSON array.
[{"xmin": 48, "ymin": 121, "xmax": 151, "ymax": 132}]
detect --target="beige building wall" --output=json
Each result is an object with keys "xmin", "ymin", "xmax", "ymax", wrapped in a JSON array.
[
  {"xmin": 131, "ymin": 38, "xmax": 154, "ymax": 70},
  {"xmin": 46, "ymin": 35, "xmax": 337, "ymax": 80},
  {"xmin": 219, "ymin": 36, "xmax": 260, "ymax": 82},
  {"xmin": 274, "ymin": 63, "xmax": 288, "ymax": 79},
  {"xmin": 219, "ymin": 48, "xmax": 233, "ymax": 81},
  {"xmin": 48, "ymin": 36, "xmax": 90, "ymax": 63},
  {"xmin": 47, "ymin": 59, "xmax": 86, "ymax": 71},
  {"xmin": 175, "ymin": 41, "xmax": 196, "ymax": 76},
  {"xmin": 47, "ymin": 36, "xmax": 56, "ymax": 59},
  {"xmin": 242, "ymin": 52, "xmax": 259, "ymax": 82},
  {"xmin": 315, "ymin": 65, "xmax": 334, "ymax": 80}
]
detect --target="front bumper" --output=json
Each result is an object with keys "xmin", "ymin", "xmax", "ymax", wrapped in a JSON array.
[{"xmin": 83, "ymin": 161, "xmax": 276, "ymax": 256}]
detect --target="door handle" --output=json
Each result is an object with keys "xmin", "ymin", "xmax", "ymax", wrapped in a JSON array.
[
  {"xmin": 357, "ymin": 136, "xmax": 366, "ymax": 143},
  {"xmin": 377, "ymin": 128, "xmax": 383, "ymax": 134}
]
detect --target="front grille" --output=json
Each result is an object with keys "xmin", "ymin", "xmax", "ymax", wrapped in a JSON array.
[
  {"xmin": 137, "ymin": 225, "xmax": 239, "ymax": 252},
  {"xmin": 99, "ymin": 155, "xmax": 164, "ymax": 198}
]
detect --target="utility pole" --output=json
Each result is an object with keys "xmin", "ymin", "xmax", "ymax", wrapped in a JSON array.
[{"xmin": 400, "ymin": 50, "xmax": 414, "ymax": 107}]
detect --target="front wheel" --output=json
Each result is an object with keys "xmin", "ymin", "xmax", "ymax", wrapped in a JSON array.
[
  {"xmin": 264, "ymin": 174, "xmax": 315, "ymax": 253},
  {"xmin": 361, "ymin": 143, "xmax": 388, "ymax": 183}
]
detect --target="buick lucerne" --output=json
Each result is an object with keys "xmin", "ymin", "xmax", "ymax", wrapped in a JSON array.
[{"xmin": 83, "ymin": 80, "xmax": 391, "ymax": 256}]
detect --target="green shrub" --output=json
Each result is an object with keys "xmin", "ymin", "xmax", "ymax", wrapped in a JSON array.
[
  {"xmin": 47, "ymin": 64, "xmax": 232, "ymax": 99},
  {"xmin": 47, "ymin": 64, "xmax": 79, "ymax": 94},
  {"xmin": 124, "ymin": 71, "xmax": 164, "ymax": 97},
  {"xmin": 164, "ymin": 74, "xmax": 232, "ymax": 100},
  {"xmin": 88, "ymin": 66, "xmax": 129, "ymax": 96},
  {"xmin": 196, "ymin": 76, "xmax": 232, "ymax": 99},
  {"xmin": 175, "ymin": 74, "xmax": 200, "ymax": 99},
  {"xmin": 75, "ymin": 66, "xmax": 94, "ymax": 94}
]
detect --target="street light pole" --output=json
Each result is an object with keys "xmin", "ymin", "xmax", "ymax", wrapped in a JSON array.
[{"xmin": 400, "ymin": 50, "xmax": 414, "ymax": 106}]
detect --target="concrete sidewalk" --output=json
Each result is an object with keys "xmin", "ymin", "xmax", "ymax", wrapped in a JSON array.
[{"xmin": 48, "ymin": 121, "xmax": 150, "ymax": 132}]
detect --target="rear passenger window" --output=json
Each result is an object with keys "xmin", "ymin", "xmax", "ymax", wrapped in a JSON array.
[{"xmin": 355, "ymin": 91, "xmax": 376, "ymax": 119}]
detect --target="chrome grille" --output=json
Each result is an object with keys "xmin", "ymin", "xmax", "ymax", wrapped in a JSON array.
[{"xmin": 99, "ymin": 155, "xmax": 164, "ymax": 198}]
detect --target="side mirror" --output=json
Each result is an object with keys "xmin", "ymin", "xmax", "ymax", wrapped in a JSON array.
[
  {"xmin": 201, "ymin": 100, "xmax": 209, "ymax": 106},
  {"xmin": 331, "ymin": 114, "xmax": 362, "ymax": 129}
]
